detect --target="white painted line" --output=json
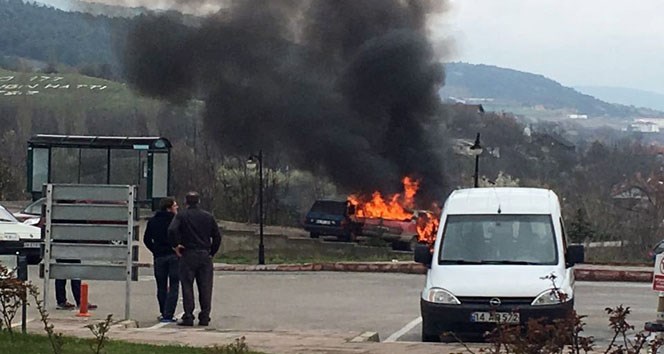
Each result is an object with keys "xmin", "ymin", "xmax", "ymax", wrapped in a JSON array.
[
  {"xmin": 144, "ymin": 311, "xmax": 185, "ymax": 330},
  {"xmin": 384, "ymin": 316, "xmax": 421, "ymax": 343},
  {"xmin": 11, "ymin": 318, "xmax": 35, "ymax": 328}
]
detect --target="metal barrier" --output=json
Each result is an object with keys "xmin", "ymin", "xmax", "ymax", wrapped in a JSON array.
[{"xmin": 41, "ymin": 184, "xmax": 138, "ymax": 320}]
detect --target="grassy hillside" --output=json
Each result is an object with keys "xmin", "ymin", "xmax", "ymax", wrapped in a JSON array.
[
  {"xmin": 1, "ymin": 68, "xmax": 138, "ymax": 108},
  {"xmin": 0, "ymin": 66, "xmax": 211, "ymax": 150},
  {"xmin": 440, "ymin": 62, "xmax": 661, "ymax": 120}
]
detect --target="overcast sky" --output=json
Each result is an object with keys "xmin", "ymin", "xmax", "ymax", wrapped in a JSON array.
[
  {"xmin": 39, "ymin": 0, "xmax": 664, "ymax": 93},
  {"xmin": 430, "ymin": 0, "xmax": 664, "ymax": 93}
]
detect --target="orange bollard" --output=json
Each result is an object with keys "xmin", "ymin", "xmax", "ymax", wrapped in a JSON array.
[{"xmin": 76, "ymin": 282, "xmax": 92, "ymax": 317}]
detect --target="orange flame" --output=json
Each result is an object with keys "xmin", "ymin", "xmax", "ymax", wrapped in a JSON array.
[
  {"xmin": 415, "ymin": 204, "xmax": 441, "ymax": 245},
  {"xmin": 348, "ymin": 177, "xmax": 439, "ymax": 246}
]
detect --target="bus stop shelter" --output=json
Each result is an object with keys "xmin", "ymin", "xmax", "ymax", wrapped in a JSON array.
[{"xmin": 27, "ymin": 135, "xmax": 171, "ymax": 210}]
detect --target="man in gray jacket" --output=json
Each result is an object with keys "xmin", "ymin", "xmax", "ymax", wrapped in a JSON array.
[{"xmin": 168, "ymin": 192, "xmax": 222, "ymax": 326}]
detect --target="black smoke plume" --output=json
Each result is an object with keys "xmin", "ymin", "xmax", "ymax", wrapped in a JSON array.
[{"xmin": 124, "ymin": 0, "xmax": 449, "ymax": 202}]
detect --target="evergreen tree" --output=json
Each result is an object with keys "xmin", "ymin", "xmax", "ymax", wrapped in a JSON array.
[{"xmin": 568, "ymin": 208, "xmax": 595, "ymax": 243}]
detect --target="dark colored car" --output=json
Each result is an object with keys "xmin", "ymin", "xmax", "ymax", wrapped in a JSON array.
[{"xmin": 303, "ymin": 200, "xmax": 363, "ymax": 242}]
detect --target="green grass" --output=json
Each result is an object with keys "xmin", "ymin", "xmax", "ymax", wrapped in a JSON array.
[
  {"xmin": 0, "ymin": 67, "xmax": 163, "ymax": 114},
  {"xmin": 0, "ymin": 331, "xmax": 263, "ymax": 354},
  {"xmin": 216, "ymin": 251, "xmax": 413, "ymax": 264}
]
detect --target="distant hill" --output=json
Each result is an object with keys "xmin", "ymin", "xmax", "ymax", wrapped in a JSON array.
[
  {"xmin": 0, "ymin": 0, "xmax": 203, "ymax": 78},
  {"xmin": 0, "ymin": 0, "xmax": 130, "ymax": 75},
  {"xmin": 575, "ymin": 86, "xmax": 664, "ymax": 112},
  {"xmin": 440, "ymin": 62, "xmax": 661, "ymax": 120},
  {"xmin": 33, "ymin": 0, "xmax": 158, "ymax": 17}
]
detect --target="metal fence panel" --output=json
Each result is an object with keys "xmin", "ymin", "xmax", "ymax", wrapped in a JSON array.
[
  {"xmin": 48, "ymin": 263, "xmax": 137, "ymax": 281},
  {"xmin": 50, "ymin": 224, "xmax": 128, "ymax": 242},
  {"xmin": 51, "ymin": 184, "xmax": 130, "ymax": 202},
  {"xmin": 51, "ymin": 244, "xmax": 129, "ymax": 262},
  {"xmin": 51, "ymin": 204, "xmax": 128, "ymax": 222}
]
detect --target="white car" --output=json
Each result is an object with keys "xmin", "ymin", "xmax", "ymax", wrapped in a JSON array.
[
  {"xmin": 0, "ymin": 204, "xmax": 42, "ymax": 264},
  {"xmin": 13, "ymin": 197, "xmax": 44, "ymax": 226}
]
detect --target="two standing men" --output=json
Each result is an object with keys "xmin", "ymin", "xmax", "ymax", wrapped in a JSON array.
[{"xmin": 144, "ymin": 192, "xmax": 221, "ymax": 326}]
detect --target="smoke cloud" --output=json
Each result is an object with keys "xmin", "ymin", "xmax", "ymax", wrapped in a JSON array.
[{"xmin": 124, "ymin": 0, "xmax": 449, "ymax": 202}]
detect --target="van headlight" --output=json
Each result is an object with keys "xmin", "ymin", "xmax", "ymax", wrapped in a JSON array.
[
  {"xmin": 532, "ymin": 289, "xmax": 571, "ymax": 306},
  {"xmin": 426, "ymin": 288, "xmax": 461, "ymax": 304}
]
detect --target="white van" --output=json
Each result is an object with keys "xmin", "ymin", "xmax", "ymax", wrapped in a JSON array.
[{"xmin": 414, "ymin": 187, "xmax": 584, "ymax": 342}]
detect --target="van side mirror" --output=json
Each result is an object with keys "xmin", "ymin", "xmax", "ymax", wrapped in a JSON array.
[
  {"xmin": 414, "ymin": 245, "xmax": 433, "ymax": 267},
  {"xmin": 566, "ymin": 244, "xmax": 585, "ymax": 267},
  {"xmin": 347, "ymin": 205, "xmax": 356, "ymax": 216}
]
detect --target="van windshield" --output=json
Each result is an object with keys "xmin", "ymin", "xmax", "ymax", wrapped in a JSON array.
[
  {"xmin": 439, "ymin": 215, "xmax": 557, "ymax": 265},
  {"xmin": 310, "ymin": 201, "xmax": 346, "ymax": 215}
]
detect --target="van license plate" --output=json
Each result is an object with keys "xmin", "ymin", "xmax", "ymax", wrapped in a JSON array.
[
  {"xmin": 23, "ymin": 242, "xmax": 41, "ymax": 248},
  {"xmin": 470, "ymin": 312, "xmax": 519, "ymax": 324}
]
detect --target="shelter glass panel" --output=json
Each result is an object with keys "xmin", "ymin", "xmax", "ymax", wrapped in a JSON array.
[
  {"xmin": 31, "ymin": 148, "xmax": 49, "ymax": 192},
  {"xmin": 50, "ymin": 148, "xmax": 79, "ymax": 183},
  {"xmin": 79, "ymin": 149, "xmax": 109, "ymax": 184},
  {"xmin": 110, "ymin": 150, "xmax": 140, "ymax": 186},
  {"xmin": 110, "ymin": 149, "xmax": 147, "ymax": 201},
  {"xmin": 152, "ymin": 152, "xmax": 168, "ymax": 198}
]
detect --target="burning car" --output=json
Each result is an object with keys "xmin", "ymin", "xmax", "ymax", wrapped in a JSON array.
[
  {"xmin": 361, "ymin": 210, "xmax": 433, "ymax": 251},
  {"xmin": 303, "ymin": 177, "xmax": 440, "ymax": 248},
  {"xmin": 349, "ymin": 177, "xmax": 439, "ymax": 251}
]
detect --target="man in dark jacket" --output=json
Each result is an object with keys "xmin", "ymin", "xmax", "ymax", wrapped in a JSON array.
[
  {"xmin": 168, "ymin": 192, "xmax": 221, "ymax": 326},
  {"xmin": 144, "ymin": 197, "xmax": 180, "ymax": 322}
]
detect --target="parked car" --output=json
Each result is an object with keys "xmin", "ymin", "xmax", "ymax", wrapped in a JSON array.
[
  {"xmin": 0, "ymin": 203, "xmax": 42, "ymax": 264},
  {"xmin": 13, "ymin": 197, "xmax": 44, "ymax": 226},
  {"xmin": 303, "ymin": 200, "xmax": 363, "ymax": 242}
]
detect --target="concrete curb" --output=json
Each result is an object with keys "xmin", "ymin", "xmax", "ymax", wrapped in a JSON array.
[
  {"xmin": 136, "ymin": 261, "xmax": 654, "ymax": 283},
  {"xmin": 212, "ymin": 262, "xmax": 428, "ymax": 274},
  {"xmin": 349, "ymin": 331, "xmax": 380, "ymax": 343},
  {"xmin": 574, "ymin": 268, "xmax": 652, "ymax": 282}
]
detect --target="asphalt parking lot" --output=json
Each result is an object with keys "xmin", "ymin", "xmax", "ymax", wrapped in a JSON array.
[{"xmin": 18, "ymin": 267, "xmax": 659, "ymax": 346}]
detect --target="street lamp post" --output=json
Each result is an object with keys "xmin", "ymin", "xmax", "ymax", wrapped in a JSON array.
[
  {"xmin": 470, "ymin": 133, "xmax": 483, "ymax": 188},
  {"xmin": 247, "ymin": 150, "xmax": 265, "ymax": 265}
]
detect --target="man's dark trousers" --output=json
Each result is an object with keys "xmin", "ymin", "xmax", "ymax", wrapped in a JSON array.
[
  {"xmin": 154, "ymin": 254, "xmax": 179, "ymax": 319},
  {"xmin": 179, "ymin": 249, "xmax": 213, "ymax": 323},
  {"xmin": 55, "ymin": 279, "xmax": 81, "ymax": 306}
]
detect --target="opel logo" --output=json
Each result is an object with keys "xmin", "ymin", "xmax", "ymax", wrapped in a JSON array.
[{"xmin": 489, "ymin": 298, "xmax": 501, "ymax": 307}]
